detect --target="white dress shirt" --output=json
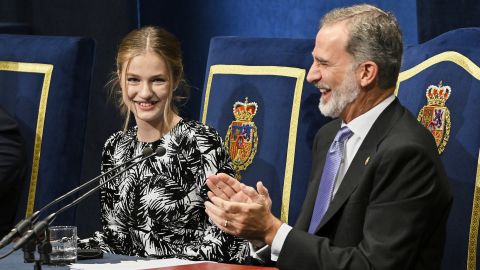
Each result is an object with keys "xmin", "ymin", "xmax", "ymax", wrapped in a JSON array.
[{"xmin": 266, "ymin": 95, "xmax": 396, "ymax": 261}]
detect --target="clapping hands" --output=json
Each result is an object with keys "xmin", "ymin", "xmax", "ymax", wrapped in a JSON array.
[{"xmin": 204, "ymin": 173, "xmax": 282, "ymax": 245}]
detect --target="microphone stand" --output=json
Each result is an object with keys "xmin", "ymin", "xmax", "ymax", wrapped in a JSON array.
[
  {"xmin": 21, "ymin": 148, "xmax": 157, "ymax": 266},
  {"xmin": 0, "ymin": 147, "xmax": 155, "ymax": 251},
  {"xmin": 0, "ymin": 146, "xmax": 166, "ymax": 269}
]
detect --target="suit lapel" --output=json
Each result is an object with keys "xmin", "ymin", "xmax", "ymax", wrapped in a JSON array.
[{"xmin": 316, "ymin": 99, "xmax": 405, "ymax": 231}]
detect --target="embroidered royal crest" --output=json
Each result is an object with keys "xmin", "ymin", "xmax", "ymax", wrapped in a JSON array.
[
  {"xmin": 417, "ymin": 81, "xmax": 451, "ymax": 154},
  {"xmin": 225, "ymin": 97, "xmax": 259, "ymax": 180}
]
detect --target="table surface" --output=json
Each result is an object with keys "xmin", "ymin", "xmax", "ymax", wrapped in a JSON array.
[
  {"xmin": 0, "ymin": 245, "xmax": 277, "ymax": 270},
  {"xmin": 147, "ymin": 262, "xmax": 276, "ymax": 270}
]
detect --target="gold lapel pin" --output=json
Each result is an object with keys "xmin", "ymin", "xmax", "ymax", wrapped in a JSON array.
[{"xmin": 365, "ymin": 156, "xmax": 370, "ymax": 166}]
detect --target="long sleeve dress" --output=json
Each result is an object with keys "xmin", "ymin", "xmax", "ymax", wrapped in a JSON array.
[{"xmin": 90, "ymin": 119, "xmax": 248, "ymax": 263}]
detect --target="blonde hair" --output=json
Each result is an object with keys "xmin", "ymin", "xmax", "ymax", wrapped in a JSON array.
[
  {"xmin": 321, "ymin": 4, "xmax": 403, "ymax": 89},
  {"xmin": 109, "ymin": 26, "xmax": 188, "ymax": 132}
]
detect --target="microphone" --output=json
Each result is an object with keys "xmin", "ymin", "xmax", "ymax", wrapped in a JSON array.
[
  {"xmin": 0, "ymin": 146, "xmax": 156, "ymax": 250},
  {"xmin": 155, "ymin": 145, "xmax": 166, "ymax": 156},
  {"xmin": 11, "ymin": 146, "xmax": 166, "ymax": 252}
]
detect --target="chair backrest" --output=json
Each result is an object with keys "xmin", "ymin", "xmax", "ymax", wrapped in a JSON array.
[
  {"xmin": 200, "ymin": 37, "xmax": 330, "ymax": 225},
  {"xmin": 0, "ymin": 34, "xmax": 95, "ymax": 226},
  {"xmin": 396, "ymin": 27, "xmax": 480, "ymax": 270}
]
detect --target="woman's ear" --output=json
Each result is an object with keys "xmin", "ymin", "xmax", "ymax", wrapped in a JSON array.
[{"xmin": 357, "ymin": 61, "xmax": 378, "ymax": 87}]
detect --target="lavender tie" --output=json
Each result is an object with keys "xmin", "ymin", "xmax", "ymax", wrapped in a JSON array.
[{"xmin": 308, "ymin": 126, "xmax": 353, "ymax": 234}]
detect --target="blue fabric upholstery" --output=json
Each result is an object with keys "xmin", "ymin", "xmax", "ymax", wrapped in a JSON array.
[
  {"xmin": 0, "ymin": 34, "xmax": 95, "ymax": 226},
  {"xmin": 396, "ymin": 27, "xmax": 480, "ymax": 270},
  {"xmin": 200, "ymin": 37, "xmax": 330, "ymax": 225}
]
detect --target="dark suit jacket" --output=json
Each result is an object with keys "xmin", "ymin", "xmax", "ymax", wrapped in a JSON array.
[
  {"xmin": 276, "ymin": 99, "xmax": 452, "ymax": 270},
  {"xmin": 0, "ymin": 107, "xmax": 26, "ymax": 237}
]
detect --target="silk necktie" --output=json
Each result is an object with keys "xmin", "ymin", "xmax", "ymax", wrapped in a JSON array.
[{"xmin": 308, "ymin": 126, "xmax": 353, "ymax": 234}]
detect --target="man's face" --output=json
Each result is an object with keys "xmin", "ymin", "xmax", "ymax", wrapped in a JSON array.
[{"xmin": 306, "ymin": 22, "xmax": 360, "ymax": 118}]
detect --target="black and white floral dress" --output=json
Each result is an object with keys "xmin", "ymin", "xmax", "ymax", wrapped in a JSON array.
[{"xmin": 91, "ymin": 119, "xmax": 248, "ymax": 262}]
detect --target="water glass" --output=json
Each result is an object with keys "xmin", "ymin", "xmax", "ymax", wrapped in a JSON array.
[{"xmin": 48, "ymin": 226, "xmax": 77, "ymax": 265}]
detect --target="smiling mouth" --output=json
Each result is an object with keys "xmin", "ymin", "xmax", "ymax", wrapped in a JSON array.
[
  {"xmin": 315, "ymin": 82, "xmax": 331, "ymax": 95},
  {"xmin": 319, "ymin": 88, "xmax": 332, "ymax": 98},
  {"xmin": 133, "ymin": 100, "xmax": 159, "ymax": 108},
  {"xmin": 319, "ymin": 88, "xmax": 331, "ymax": 94}
]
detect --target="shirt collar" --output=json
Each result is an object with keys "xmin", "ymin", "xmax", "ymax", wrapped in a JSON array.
[{"xmin": 342, "ymin": 95, "xmax": 396, "ymax": 139}]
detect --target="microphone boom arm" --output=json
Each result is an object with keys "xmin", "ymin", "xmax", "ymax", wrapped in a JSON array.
[
  {"xmin": 10, "ymin": 147, "xmax": 165, "ymax": 252},
  {"xmin": 0, "ymin": 147, "xmax": 155, "ymax": 251}
]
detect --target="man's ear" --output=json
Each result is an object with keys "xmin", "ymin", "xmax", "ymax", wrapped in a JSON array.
[{"xmin": 357, "ymin": 61, "xmax": 378, "ymax": 87}]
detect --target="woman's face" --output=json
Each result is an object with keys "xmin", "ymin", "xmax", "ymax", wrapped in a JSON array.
[{"xmin": 120, "ymin": 51, "xmax": 171, "ymax": 127}]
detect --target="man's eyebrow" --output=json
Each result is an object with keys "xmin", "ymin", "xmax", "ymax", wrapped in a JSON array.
[
  {"xmin": 311, "ymin": 52, "xmax": 325, "ymax": 61},
  {"xmin": 313, "ymin": 55, "xmax": 328, "ymax": 64}
]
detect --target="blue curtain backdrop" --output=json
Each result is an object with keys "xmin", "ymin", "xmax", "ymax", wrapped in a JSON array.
[
  {"xmin": 417, "ymin": 0, "xmax": 480, "ymax": 43},
  {"xmin": 136, "ymin": 0, "xmax": 419, "ymax": 121}
]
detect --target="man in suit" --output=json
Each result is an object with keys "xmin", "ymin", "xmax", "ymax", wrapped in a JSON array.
[
  {"xmin": 0, "ymin": 106, "xmax": 26, "ymax": 238},
  {"xmin": 204, "ymin": 4, "xmax": 452, "ymax": 270}
]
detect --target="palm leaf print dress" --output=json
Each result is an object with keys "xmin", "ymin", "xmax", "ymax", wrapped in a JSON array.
[{"xmin": 90, "ymin": 119, "xmax": 249, "ymax": 263}]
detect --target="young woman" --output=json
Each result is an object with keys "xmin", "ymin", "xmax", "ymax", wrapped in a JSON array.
[{"xmin": 88, "ymin": 26, "xmax": 248, "ymax": 262}]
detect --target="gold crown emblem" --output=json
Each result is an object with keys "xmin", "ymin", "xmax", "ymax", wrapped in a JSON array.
[
  {"xmin": 426, "ymin": 81, "xmax": 451, "ymax": 106},
  {"xmin": 233, "ymin": 97, "xmax": 258, "ymax": 121}
]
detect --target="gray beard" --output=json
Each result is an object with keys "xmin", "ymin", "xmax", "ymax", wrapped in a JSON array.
[{"xmin": 318, "ymin": 75, "xmax": 360, "ymax": 118}]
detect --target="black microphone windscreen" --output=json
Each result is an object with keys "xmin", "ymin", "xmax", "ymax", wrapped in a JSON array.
[
  {"xmin": 142, "ymin": 147, "xmax": 154, "ymax": 157},
  {"xmin": 155, "ymin": 146, "xmax": 167, "ymax": 157}
]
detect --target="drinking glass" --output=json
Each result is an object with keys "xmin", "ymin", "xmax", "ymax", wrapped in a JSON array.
[{"xmin": 48, "ymin": 226, "xmax": 77, "ymax": 265}]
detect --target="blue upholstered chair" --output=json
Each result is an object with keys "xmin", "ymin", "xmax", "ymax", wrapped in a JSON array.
[
  {"xmin": 0, "ymin": 34, "xmax": 95, "ymax": 226},
  {"xmin": 396, "ymin": 27, "xmax": 480, "ymax": 270},
  {"xmin": 200, "ymin": 37, "xmax": 329, "ymax": 225}
]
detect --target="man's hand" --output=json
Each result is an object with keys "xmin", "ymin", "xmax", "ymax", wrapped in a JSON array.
[
  {"xmin": 206, "ymin": 173, "xmax": 251, "ymax": 203},
  {"xmin": 205, "ymin": 174, "xmax": 282, "ymax": 246}
]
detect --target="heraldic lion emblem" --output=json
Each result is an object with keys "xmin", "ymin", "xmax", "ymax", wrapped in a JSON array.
[
  {"xmin": 417, "ymin": 81, "xmax": 451, "ymax": 154},
  {"xmin": 225, "ymin": 97, "xmax": 259, "ymax": 180}
]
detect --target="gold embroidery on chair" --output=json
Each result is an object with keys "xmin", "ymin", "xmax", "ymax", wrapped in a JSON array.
[
  {"xmin": 0, "ymin": 61, "xmax": 53, "ymax": 218},
  {"xmin": 397, "ymin": 51, "xmax": 480, "ymax": 270},
  {"xmin": 225, "ymin": 97, "xmax": 258, "ymax": 180},
  {"xmin": 471, "ymin": 152, "xmax": 480, "ymax": 270},
  {"xmin": 203, "ymin": 64, "xmax": 305, "ymax": 223},
  {"xmin": 417, "ymin": 81, "xmax": 451, "ymax": 154}
]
